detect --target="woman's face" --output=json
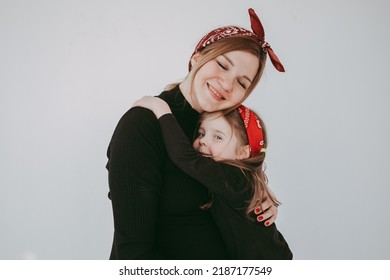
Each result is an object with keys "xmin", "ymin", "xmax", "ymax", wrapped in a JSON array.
[{"xmin": 191, "ymin": 50, "xmax": 259, "ymax": 113}]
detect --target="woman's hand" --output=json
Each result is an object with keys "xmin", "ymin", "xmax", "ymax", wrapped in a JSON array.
[
  {"xmin": 132, "ymin": 96, "xmax": 171, "ymax": 119},
  {"xmin": 254, "ymin": 199, "xmax": 278, "ymax": 227}
]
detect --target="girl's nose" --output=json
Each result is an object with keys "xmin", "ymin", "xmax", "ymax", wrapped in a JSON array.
[{"xmin": 199, "ymin": 138, "xmax": 207, "ymax": 146}]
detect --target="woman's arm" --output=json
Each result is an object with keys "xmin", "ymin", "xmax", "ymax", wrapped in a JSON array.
[{"xmin": 107, "ymin": 107, "xmax": 165, "ymax": 259}]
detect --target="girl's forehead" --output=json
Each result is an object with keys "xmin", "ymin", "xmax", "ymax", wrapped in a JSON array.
[
  {"xmin": 202, "ymin": 113, "xmax": 225, "ymax": 124},
  {"xmin": 201, "ymin": 115, "xmax": 230, "ymax": 131},
  {"xmin": 202, "ymin": 111, "xmax": 224, "ymax": 121}
]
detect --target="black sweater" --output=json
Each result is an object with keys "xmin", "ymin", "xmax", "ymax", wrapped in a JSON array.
[
  {"xmin": 106, "ymin": 86, "xmax": 228, "ymax": 259},
  {"xmin": 158, "ymin": 114, "xmax": 293, "ymax": 259}
]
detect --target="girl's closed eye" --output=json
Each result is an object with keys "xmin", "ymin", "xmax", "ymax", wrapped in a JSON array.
[{"xmin": 214, "ymin": 134, "xmax": 223, "ymax": 141}]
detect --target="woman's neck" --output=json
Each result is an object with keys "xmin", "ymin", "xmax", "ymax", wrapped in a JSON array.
[{"xmin": 179, "ymin": 80, "xmax": 203, "ymax": 113}]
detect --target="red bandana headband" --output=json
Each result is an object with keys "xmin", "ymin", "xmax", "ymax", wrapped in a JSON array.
[
  {"xmin": 237, "ymin": 105, "xmax": 265, "ymax": 157},
  {"xmin": 189, "ymin": 8, "xmax": 284, "ymax": 72}
]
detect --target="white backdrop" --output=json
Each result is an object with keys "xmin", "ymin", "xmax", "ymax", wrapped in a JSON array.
[{"xmin": 1, "ymin": 0, "xmax": 389, "ymax": 259}]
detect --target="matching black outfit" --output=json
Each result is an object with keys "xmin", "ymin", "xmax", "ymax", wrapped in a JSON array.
[
  {"xmin": 107, "ymin": 86, "xmax": 228, "ymax": 259},
  {"xmin": 106, "ymin": 85, "xmax": 292, "ymax": 259},
  {"xmin": 158, "ymin": 113, "xmax": 292, "ymax": 259}
]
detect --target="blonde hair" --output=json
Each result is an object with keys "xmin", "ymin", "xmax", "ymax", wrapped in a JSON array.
[
  {"xmin": 199, "ymin": 109, "xmax": 280, "ymax": 220},
  {"xmin": 167, "ymin": 36, "xmax": 267, "ymax": 112}
]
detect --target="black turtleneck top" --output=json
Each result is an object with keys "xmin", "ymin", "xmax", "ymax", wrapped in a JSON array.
[{"xmin": 106, "ymin": 86, "xmax": 229, "ymax": 259}]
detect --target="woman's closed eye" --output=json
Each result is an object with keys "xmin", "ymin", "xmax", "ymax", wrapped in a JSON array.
[
  {"xmin": 217, "ymin": 61, "xmax": 228, "ymax": 70},
  {"xmin": 217, "ymin": 59, "xmax": 247, "ymax": 89},
  {"xmin": 238, "ymin": 79, "xmax": 247, "ymax": 89}
]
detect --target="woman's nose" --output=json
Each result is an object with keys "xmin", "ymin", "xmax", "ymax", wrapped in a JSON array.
[{"xmin": 218, "ymin": 74, "xmax": 233, "ymax": 93}]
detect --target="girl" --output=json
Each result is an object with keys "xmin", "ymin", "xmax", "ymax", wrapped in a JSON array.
[
  {"xmin": 107, "ymin": 8, "xmax": 284, "ymax": 259},
  {"xmin": 132, "ymin": 97, "xmax": 293, "ymax": 259}
]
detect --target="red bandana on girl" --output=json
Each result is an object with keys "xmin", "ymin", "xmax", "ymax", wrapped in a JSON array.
[
  {"xmin": 237, "ymin": 105, "xmax": 265, "ymax": 157},
  {"xmin": 189, "ymin": 8, "xmax": 284, "ymax": 72}
]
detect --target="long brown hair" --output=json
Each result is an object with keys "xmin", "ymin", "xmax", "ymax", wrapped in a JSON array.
[{"xmin": 199, "ymin": 109, "xmax": 280, "ymax": 220}]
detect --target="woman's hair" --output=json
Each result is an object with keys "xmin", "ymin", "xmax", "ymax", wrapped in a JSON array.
[
  {"xmin": 199, "ymin": 109, "xmax": 280, "ymax": 220},
  {"xmin": 167, "ymin": 36, "xmax": 267, "ymax": 112}
]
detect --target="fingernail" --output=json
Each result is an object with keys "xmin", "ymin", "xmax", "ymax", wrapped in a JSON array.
[
  {"xmin": 257, "ymin": 216, "xmax": 263, "ymax": 222},
  {"xmin": 265, "ymin": 221, "xmax": 270, "ymax": 226},
  {"xmin": 254, "ymin": 207, "xmax": 261, "ymax": 214}
]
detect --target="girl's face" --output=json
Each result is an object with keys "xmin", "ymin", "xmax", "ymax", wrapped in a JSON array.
[
  {"xmin": 191, "ymin": 50, "xmax": 259, "ymax": 113},
  {"xmin": 192, "ymin": 115, "xmax": 250, "ymax": 161}
]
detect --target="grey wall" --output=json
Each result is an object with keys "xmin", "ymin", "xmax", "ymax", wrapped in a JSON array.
[{"xmin": 1, "ymin": 0, "xmax": 389, "ymax": 259}]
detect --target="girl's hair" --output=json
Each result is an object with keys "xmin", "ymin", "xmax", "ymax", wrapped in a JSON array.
[
  {"xmin": 167, "ymin": 36, "xmax": 267, "ymax": 112},
  {"xmin": 199, "ymin": 109, "xmax": 280, "ymax": 220}
]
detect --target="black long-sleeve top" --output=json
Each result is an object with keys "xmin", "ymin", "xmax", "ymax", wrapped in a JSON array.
[
  {"xmin": 158, "ymin": 113, "xmax": 293, "ymax": 259},
  {"xmin": 106, "ymin": 86, "xmax": 229, "ymax": 259}
]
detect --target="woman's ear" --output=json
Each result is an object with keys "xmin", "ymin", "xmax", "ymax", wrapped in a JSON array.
[
  {"xmin": 237, "ymin": 145, "xmax": 251, "ymax": 160},
  {"xmin": 190, "ymin": 53, "xmax": 202, "ymax": 68}
]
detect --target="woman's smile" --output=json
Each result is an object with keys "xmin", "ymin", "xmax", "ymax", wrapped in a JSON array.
[{"xmin": 207, "ymin": 83, "xmax": 225, "ymax": 101}]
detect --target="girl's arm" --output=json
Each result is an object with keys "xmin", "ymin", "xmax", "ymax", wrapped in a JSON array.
[
  {"xmin": 133, "ymin": 96, "xmax": 172, "ymax": 119},
  {"xmin": 133, "ymin": 96, "xmax": 243, "ymax": 200},
  {"xmin": 133, "ymin": 96, "xmax": 279, "ymax": 225}
]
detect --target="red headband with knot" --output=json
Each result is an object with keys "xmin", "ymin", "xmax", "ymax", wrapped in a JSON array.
[
  {"xmin": 189, "ymin": 8, "xmax": 284, "ymax": 72},
  {"xmin": 237, "ymin": 105, "xmax": 265, "ymax": 157}
]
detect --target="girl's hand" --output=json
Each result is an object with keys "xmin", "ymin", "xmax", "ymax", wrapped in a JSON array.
[
  {"xmin": 132, "ymin": 96, "xmax": 171, "ymax": 119},
  {"xmin": 254, "ymin": 200, "xmax": 278, "ymax": 227}
]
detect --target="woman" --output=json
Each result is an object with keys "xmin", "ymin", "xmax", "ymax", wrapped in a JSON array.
[{"xmin": 106, "ymin": 8, "xmax": 285, "ymax": 259}]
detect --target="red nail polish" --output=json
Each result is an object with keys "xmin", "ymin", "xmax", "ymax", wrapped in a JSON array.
[
  {"xmin": 257, "ymin": 216, "xmax": 263, "ymax": 222},
  {"xmin": 254, "ymin": 207, "xmax": 261, "ymax": 214},
  {"xmin": 265, "ymin": 221, "xmax": 270, "ymax": 226}
]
